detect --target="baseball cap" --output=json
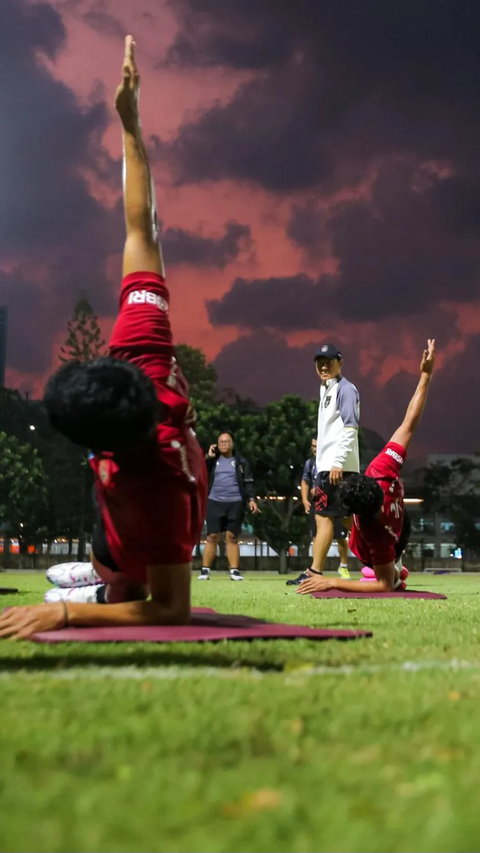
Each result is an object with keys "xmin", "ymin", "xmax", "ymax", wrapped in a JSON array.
[{"xmin": 314, "ymin": 343, "xmax": 342, "ymax": 361}]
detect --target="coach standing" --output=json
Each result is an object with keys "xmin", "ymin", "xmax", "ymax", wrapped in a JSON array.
[{"xmin": 308, "ymin": 343, "xmax": 360, "ymax": 581}]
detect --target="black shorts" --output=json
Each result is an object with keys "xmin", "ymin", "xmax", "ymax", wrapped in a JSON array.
[
  {"xmin": 206, "ymin": 499, "xmax": 244, "ymax": 536},
  {"xmin": 91, "ymin": 488, "xmax": 120, "ymax": 573},
  {"xmin": 314, "ymin": 471, "xmax": 356, "ymax": 519},
  {"xmin": 333, "ymin": 518, "xmax": 348, "ymax": 540}
]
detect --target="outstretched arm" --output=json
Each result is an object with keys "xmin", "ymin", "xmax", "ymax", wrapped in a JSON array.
[
  {"xmin": 116, "ymin": 35, "xmax": 164, "ymax": 279},
  {"xmin": 389, "ymin": 340, "xmax": 436, "ymax": 453},
  {"xmin": 0, "ymin": 563, "xmax": 192, "ymax": 639},
  {"xmin": 297, "ymin": 562, "xmax": 396, "ymax": 595}
]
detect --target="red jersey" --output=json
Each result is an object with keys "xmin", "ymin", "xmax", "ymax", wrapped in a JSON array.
[
  {"xmin": 349, "ymin": 441, "xmax": 406, "ymax": 568},
  {"xmin": 89, "ymin": 272, "xmax": 207, "ymax": 579}
]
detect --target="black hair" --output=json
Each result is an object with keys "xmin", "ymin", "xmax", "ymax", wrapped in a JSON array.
[
  {"xmin": 338, "ymin": 474, "xmax": 384, "ymax": 518},
  {"xmin": 218, "ymin": 430, "xmax": 234, "ymax": 441},
  {"xmin": 43, "ymin": 357, "xmax": 159, "ymax": 452}
]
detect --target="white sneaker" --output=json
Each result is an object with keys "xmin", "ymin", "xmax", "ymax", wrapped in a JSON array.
[
  {"xmin": 197, "ymin": 569, "xmax": 210, "ymax": 580},
  {"xmin": 44, "ymin": 584, "xmax": 104, "ymax": 604},
  {"xmin": 230, "ymin": 569, "xmax": 244, "ymax": 581},
  {"xmin": 46, "ymin": 562, "xmax": 101, "ymax": 588}
]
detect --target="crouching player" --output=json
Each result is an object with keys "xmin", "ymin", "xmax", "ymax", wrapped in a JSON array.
[
  {"xmin": 298, "ymin": 340, "xmax": 435, "ymax": 595},
  {"xmin": 0, "ymin": 37, "xmax": 207, "ymax": 639}
]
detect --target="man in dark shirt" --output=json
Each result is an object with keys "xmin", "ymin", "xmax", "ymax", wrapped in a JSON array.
[{"xmin": 198, "ymin": 431, "xmax": 259, "ymax": 581}]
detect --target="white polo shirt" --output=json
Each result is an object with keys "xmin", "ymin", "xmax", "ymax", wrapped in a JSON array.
[{"xmin": 316, "ymin": 375, "xmax": 360, "ymax": 473}]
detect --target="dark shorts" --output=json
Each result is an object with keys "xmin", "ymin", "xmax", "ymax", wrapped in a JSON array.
[
  {"xmin": 206, "ymin": 499, "xmax": 244, "ymax": 536},
  {"xmin": 314, "ymin": 471, "xmax": 356, "ymax": 519},
  {"xmin": 91, "ymin": 488, "xmax": 120, "ymax": 573},
  {"xmin": 333, "ymin": 518, "xmax": 348, "ymax": 540}
]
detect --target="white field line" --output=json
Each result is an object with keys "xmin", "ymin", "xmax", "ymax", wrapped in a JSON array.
[{"xmin": 2, "ymin": 659, "xmax": 480, "ymax": 682}]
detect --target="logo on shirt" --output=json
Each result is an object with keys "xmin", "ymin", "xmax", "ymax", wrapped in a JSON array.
[
  {"xmin": 323, "ymin": 395, "xmax": 332, "ymax": 409},
  {"xmin": 231, "ymin": 460, "xmax": 236, "ymax": 467},
  {"xmin": 127, "ymin": 290, "xmax": 169, "ymax": 312},
  {"xmin": 385, "ymin": 448, "xmax": 404, "ymax": 465},
  {"xmin": 98, "ymin": 459, "xmax": 111, "ymax": 486}
]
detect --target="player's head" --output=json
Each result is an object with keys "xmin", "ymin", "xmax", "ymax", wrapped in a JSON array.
[
  {"xmin": 338, "ymin": 474, "xmax": 384, "ymax": 518},
  {"xmin": 311, "ymin": 437, "xmax": 317, "ymax": 455},
  {"xmin": 43, "ymin": 357, "xmax": 160, "ymax": 453},
  {"xmin": 314, "ymin": 343, "xmax": 342, "ymax": 381},
  {"xmin": 217, "ymin": 431, "xmax": 234, "ymax": 455}
]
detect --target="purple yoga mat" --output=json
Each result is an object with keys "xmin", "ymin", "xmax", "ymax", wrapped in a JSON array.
[
  {"xmin": 311, "ymin": 590, "xmax": 447, "ymax": 600},
  {"xmin": 32, "ymin": 610, "xmax": 372, "ymax": 643}
]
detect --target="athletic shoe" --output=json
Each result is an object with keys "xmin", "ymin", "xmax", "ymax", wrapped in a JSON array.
[
  {"xmin": 230, "ymin": 569, "xmax": 244, "ymax": 581},
  {"xmin": 286, "ymin": 570, "xmax": 312, "ymax": 586},
  {"xmin": 394, "ymin": 567, "xmax": 409, "ymax": 590},
  {"xmin": 46, "ymin": 562, "xmax": 101, "ymax": 588},
  {"xmin": 44, "ymin": 584, "xmax": 103, "ymax": 604},
  {"xmin": 197, "ymin": 568, "xmax": 210, "ymax": 580},
  {"xmin": 338, "ymin": 565, "xmax": 351, "ymax": 580}
]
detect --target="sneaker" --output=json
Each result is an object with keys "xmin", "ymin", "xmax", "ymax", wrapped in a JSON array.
[
  {"xmin": 46, "ymin": 562, "xmax": 101, "ymax": 588},
  {"xmin": 338, "ymin": 565, "xmax": 351, "ymax": 580},
  {"xmin": 197, "ymin": 568, "xmax": 210, "ymax": 580},
  {"xmin": 230, "ymin": 569, "xmax": 244, "ymax": 581},
  {"xmin": 394, "ymin": 566, "xmax": 409, "ymax": 590},
  {"xmin": 286, "ymin": 570, "xmax": 312, "ymax": 586},
  {"xmin": 44, "ymin": 584, "xmax": 104, "ymax": 604}
]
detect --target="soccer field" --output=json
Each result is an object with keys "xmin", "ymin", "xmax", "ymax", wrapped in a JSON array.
[{"xmin": 1, "ymin": 572, "xmax": 480, "ymax": 853}]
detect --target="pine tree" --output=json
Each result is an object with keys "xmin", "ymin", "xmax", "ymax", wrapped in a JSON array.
[
  {"xmin": 60, "ymin": 293, "xmax": 106, "ymax": 363},
  {"xmin": 57, "ymin": 293, "xmax": 105, "ymax": 558}
]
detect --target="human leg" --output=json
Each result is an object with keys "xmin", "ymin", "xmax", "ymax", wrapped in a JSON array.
[{"xmin": 225, "ymin": 501, "xmax": 244, "ymax": 579}]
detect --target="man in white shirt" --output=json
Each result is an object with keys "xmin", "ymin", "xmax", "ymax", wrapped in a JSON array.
[{"xmin": 310, "ymin": 343, "xmax": 360, "ymax": 580}]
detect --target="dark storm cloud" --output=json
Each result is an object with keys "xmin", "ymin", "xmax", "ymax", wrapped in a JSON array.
[
  {"xmin": 210, "ymin": 160, "xmax": 480, "ymax": 329},
  {"xmin": 207, "ymin": 274, "xmax": 322, "ymax": 331},
  {"xmin": 213, "ymin": 332, "xmax": 319, "ymax": 405},
  {"xmin": 0, "ymin": 0, "xmax": 120, "ymax": 377},
  {"xmin": 161, "ymin": 221, "xmax": 253, "ymax": 269},
  {"xmin": 83, "ymin": 9, "xmax": 125, "ymax": 39},
  {"xmin": 63, "ymin": 0, "xmax": 124, "ymax": 39},
  {"xmin": 162, "ymin": 0, "xmax": 480, "ymax": 192}
]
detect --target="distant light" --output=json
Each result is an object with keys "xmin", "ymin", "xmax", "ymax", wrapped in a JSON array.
[
  {"xmin": 19, "ymin": 523, "xmax": 23, "ymax": 528},
  {"xmin": 289, "ymin": 465, "xmax": 294, "ymax": 469},
  {"xmin": 404, "ymin": 498, "xmax": 423, "ymax": 504},
  {"xmin": 29, "ymin": 425, "xmax": 35, "ymax": 431}
]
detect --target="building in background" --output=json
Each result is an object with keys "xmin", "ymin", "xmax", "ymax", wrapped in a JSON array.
[{"xmin": 0, "ymin": 307, "xmax": 7, "ymax": 386}]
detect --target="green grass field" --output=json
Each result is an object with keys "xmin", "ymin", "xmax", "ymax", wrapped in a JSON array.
[{"xmin": 1, "ymin": 571, "xmax": 480, "ymax": 853}]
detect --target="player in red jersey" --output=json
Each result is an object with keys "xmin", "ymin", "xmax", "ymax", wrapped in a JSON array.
[
  {"xmin": 0, "ymin": 36, "xmax": 207, "ymax": 639},
  {"xmin": 297, "ymin": 340, "xmax": 435, "ymax": 595}
]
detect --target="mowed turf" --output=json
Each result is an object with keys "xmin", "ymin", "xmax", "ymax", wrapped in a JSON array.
[{"xmin": 2, "ymin": 572, "xmax": 480, "ymax": 853}]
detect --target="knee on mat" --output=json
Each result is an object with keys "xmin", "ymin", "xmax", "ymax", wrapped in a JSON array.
[
  {"xmin": 166, "ymin": 603, "xmax": 191, "ymax": 626},
  {"xmin": 106, "ymin": 582, "xmax": 147, "ymax": 604}
]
